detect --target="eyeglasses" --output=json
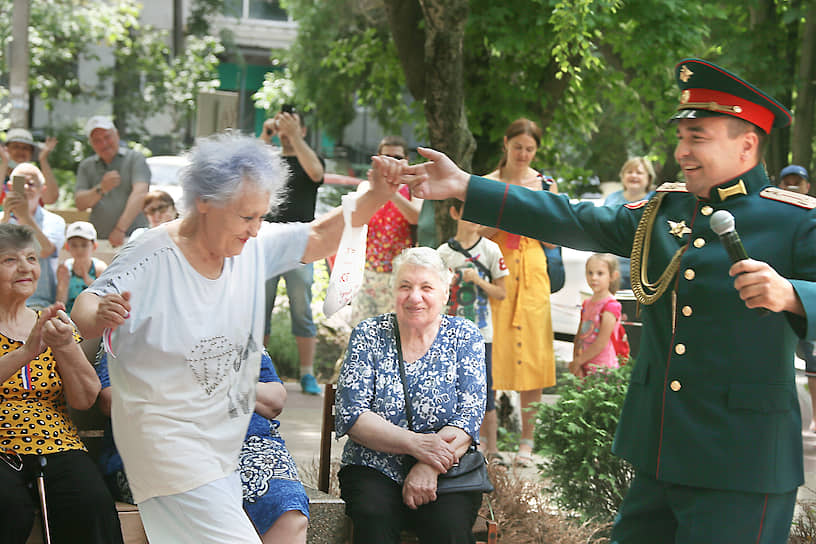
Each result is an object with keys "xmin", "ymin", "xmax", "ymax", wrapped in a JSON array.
[
  {"xmin": 382, "ymin": 154, "xmax": 405, "ymax": 160},
  {"xmin": 144, "ymin": 203, "xmax": 171, "ymax": 215},
  {"xmin": 0, "ymin": 451, "xmax": 22, "ymax": 472}
]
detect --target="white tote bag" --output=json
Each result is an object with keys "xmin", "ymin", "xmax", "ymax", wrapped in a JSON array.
[{"xmin": 323, "ymin": 191, "xmax": 368, "ymax": 317}]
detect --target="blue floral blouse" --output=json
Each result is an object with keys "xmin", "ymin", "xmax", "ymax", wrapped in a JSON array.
[{"xmin": 336, "ymin": 313, "xmax": 486, "ymax": 484}]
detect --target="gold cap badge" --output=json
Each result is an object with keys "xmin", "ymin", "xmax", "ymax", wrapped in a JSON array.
[{"xmin": 679, "ymin": 65, "xmax": 694, "ymax": 83}]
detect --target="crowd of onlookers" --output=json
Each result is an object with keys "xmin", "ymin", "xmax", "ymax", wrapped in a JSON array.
[{"xmin": 1, "ymin": 90, "xmax": 813, "ymax": 542}]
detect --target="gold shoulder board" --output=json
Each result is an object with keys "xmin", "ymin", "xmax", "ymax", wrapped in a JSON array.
[
  {"xmin": 760, "ymin": 187, "xmax": 816, "ymax": 209},
  {"xmin": 656, "ymin": 182, "xmax": 688, "ymax": 193}
]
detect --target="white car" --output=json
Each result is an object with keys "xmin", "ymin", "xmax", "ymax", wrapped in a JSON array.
[{"xmin": 146, "ymin": 155, "xmax": 188, "ymax": 205}]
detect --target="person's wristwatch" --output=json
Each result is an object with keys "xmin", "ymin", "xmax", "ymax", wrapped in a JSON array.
[{"xmin": 95, "ymin": 186, "xmax": 104, "ymax": 196}]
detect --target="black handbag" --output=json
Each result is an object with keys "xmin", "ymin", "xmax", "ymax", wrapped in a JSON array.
[{"xmin": 394, "ymin": 318, "xmax": 494, "ymax": 495}]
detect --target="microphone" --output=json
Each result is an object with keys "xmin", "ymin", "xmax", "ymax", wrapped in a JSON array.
[
  {"xmin": 710, "ymin": 210, "xmax": 748, "ymax": 262},
  {"xmin": 710, "ymin": 210, "xmax": 767, "ymax": 315}
]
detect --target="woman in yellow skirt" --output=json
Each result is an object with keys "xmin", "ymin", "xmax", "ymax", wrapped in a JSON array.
[{"xmin": 483, "ymin": 118, "xmax": 556, "ymax": 466}]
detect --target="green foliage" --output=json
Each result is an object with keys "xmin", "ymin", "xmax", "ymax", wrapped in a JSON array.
[
  {"xmin": 533, "ymin": 364, "xmax": 634, "ymax": 521},
  {"xmin": 0, "ymin": 0, "xmax": 222, "ymax": 147},
  {"xmin": 265, "ymin": 260, "xmax": 344, "ymax": 381},
  {"xmin": 267, "ymin": 0, "xmax": 423, "ymax": 142}
]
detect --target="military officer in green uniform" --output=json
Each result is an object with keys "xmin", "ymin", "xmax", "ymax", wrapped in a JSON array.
[{"xmin": 373, "ymin": 58, "xmax": 814, "ymax": 542}]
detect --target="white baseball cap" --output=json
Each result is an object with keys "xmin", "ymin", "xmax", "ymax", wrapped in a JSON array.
[
  {"xmin": 5, "ymin": 128, "xmax": 36, "ymax": 147},
  {"xmin": 65, "ymin": 221, "xmax": 97, "ymax": 241},
  {"xmin": 84, "ymin": 116, "xmax": 116, "ymax": 138}
]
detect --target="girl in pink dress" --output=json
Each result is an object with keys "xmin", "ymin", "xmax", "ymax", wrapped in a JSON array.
[{"xmin": 570, "ymin": 253, "xmax": 622, "ymax": 377}]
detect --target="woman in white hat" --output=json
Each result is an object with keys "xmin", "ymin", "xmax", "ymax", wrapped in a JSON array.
[{"xmin": 1, "ymin": 128, "xmax": 59, "ymax": 205}]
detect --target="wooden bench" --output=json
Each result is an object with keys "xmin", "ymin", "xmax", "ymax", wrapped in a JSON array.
[
  {"xmin": 24, "ymin": 404, "xmax": 149, "ymax": 544},
  {"xmin": 319, "ymin": 384, "xmax": 498, "ymax": 544}
]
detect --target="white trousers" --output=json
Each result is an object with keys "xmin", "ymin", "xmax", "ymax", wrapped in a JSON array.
[{"xmin": 138, "ymin": 471, "xmax": 262, "ymax": 544}]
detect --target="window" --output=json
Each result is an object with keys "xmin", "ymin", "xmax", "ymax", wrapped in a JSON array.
[{"xmin": 222, "ymin": 0, "xmax": 288, "ymax": 21}]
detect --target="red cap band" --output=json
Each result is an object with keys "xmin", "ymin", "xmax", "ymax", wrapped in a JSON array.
[{"xmin": 679, "ymin": 88, "xmax": 775, "ymax": 134}]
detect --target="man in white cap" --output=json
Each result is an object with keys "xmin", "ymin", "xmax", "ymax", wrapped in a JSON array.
[
  {"xmin": 1, "ymin": 127, "xmax": 60, "ymax": 204},
  {"xmin": 75, "ymin": 116, "xmax": 150, "ymax": 247}
]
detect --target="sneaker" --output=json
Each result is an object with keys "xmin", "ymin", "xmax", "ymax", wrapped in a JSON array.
[{"xmin": 300, "ymin": 373, "xmax": 321, "ymax": 395}]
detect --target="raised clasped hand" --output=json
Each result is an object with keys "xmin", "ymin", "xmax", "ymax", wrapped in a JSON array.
[
  {"xmin": 41, "ymin": 304, "xmax": 76, "ymax": 350},
  {"xmin": 398, "ymin": 147, "xmax": 470, "ymax": 201},
  {"xmin": 96, "ymin": 291, "xmax": 132, "ymax": 331},
  {"xmin": 100, "ymin": 171, "xmax": 121, "ymax": 193}
]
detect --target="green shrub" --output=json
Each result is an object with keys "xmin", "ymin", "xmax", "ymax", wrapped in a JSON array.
[{"xmin": 533, "ymin": 364, "xmax": 634, "ymax": 521}]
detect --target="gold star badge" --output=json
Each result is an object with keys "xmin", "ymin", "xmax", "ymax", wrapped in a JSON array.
[
  {"xmin": 668, "ymin": 220, "xmax": 691, "ymax": 239},
  {"xmin": 679, "ymin": 65, "xmax": 694, "ymax": 83}
]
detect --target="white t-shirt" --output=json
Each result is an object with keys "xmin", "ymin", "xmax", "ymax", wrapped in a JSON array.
[
  {"xmin": 87, "ymin": 222, "xmax": 310, "ymax": 503},
  {"xmin": 437, "ymin": 237, "xmax": 508, "ymax": 343}
]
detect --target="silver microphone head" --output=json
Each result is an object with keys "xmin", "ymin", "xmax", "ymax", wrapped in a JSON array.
[{"xmin": 710, "ymin": 210, "xmax": 735, "ymax": 236}]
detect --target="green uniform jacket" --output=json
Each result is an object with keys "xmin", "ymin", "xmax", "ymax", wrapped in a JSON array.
[{"xmin": 463, "ymin": 164, "xmax": 816, "ymax": 494}]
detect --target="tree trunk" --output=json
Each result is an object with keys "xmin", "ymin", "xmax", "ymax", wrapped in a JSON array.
[
  {"xmin": 383, "ymin": 0, "xmax": 475, "ymax": 244},
  {"xmin": 9, "ymin": 0, "xmax": 30, "ymax": 129},
  {"xmin": 792, "ymin": 2, "xmax": 816, "ymax": 187},
  {"xmin": 419, "ymin": 0, "xmax": 475, "ymax": 243}
]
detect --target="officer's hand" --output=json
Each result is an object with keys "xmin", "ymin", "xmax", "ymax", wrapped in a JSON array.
[
  {"xmin": 402, "ymin": 147, "xmax": 470, "ymax": 201},
  {"xmin": 730, "ymin": 259, "xmax": 803, "ymax": 315}
]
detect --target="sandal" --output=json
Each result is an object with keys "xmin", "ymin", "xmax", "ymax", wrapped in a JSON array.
[
  {"xmin": 513, "ymin": 451, "xmax": 534, "ymax": 468},
  {"xmin": 514, "ymin": 439, "xmax": 535, "ymax": 467},
  {"xmin": 487, "ymin": 452, "xmax": 509, "ymax": 467}
]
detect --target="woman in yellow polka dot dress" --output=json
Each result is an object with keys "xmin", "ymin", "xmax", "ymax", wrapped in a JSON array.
[{"xmin": 0, "ymin": 224, "xmax": 123, "ymax": 543}]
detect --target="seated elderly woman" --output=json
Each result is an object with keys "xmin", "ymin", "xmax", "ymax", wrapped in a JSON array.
[
  {"xmin": 0, "ymin": 224, "xmax": 122, "ymax": 543},
  {"xmin": 70, "ymin": 133, "xmax": 397, "ymax": 543},
  {"xmin": 336, "ymin": 246, "xmax": 486, "ymax": 544}
]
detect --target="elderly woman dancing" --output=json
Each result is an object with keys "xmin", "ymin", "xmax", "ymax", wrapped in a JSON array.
[
  {"xmin": 336, "ymin": 247, "xmax": 486, "ymax": 544},
  {"xmin": 71, "ymin": 134, "xmax": 397, "ymax": 543},
  {"xmin": 0, "ymin": 224, "xmax": 122, "ymax": 543}
]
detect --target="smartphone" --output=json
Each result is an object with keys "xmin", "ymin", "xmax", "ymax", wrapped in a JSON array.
[
  {"xmin": 11, "ymin": 175, "xmax": 26, "ymax": 196},
  {"xmin": 281, "ymin": 103, "xmax": 296, "ymax": 114}
]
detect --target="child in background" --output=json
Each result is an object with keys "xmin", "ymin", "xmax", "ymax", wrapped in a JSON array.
[
  {"xmin": 438, "ymin": 201, "xmax": 508, "ymax": 459},
  {"xmin": 56, "ymin": 221, "xmax": 107, "ymax": 313},
  {"xmin": 571, "ymin": 253, "xmax": 622, "ymax": 378}
]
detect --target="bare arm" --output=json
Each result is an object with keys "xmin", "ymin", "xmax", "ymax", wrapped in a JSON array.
[
  {"xmin": 109, "ymin": 181, "xmax": 149, "ymax": 246},
  {"xmin": 55, "ymin": 263, "xmax": 70, "ymax": 304},
  {"xmin": 347, "ymin": 411, "xmax": 456, "ymax": 474},
  {"xmin": 41, "ymin": 305, "xmax": 100, "ymax": 409},
  {"xmin": 301, "ymin": 174, "xmax": 397, "ymax": 263},
  {"xmin": 39, "ymin": 138, "xmax": 60, "ymax": 205},
  {"xmin": 460, "ymin": 269, "xmax": 506, "ymax": 301},
  {"xmin": 278, "ymin": 113, "xmax": 324, "ymax": 182},
  {"xmin": 572, "ymin": 310, "xmax": 617, "ymax": 368},
  {"xmin": 255, "ymin": 381, "xmax": 287, "ymax": 420},
  {"xmin": 390, "ymin": 190, "xmax": 423, "ymax": 224},
  {"xmin": 71, "ymin": 290, "xmax": 131, "ymax": 340},
  {"xmin": 3, "ymin": 193, "xmax": 56, "ymax": 258}
]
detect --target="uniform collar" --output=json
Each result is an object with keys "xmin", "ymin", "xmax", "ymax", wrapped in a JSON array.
[{"xmin": 698, "ymin": 163, "xmax": 769, "ymax": 204}]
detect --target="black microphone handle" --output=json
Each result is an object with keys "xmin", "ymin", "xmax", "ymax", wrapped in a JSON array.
[
  {"xmin": 719, "ymin": 230, "xmax": 749, "ymax": 262},
  {"xmin": 718, "ymin": 231, "xmax": 768, "ymax": 316}
]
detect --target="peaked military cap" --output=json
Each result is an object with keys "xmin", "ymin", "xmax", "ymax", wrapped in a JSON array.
[{"xmin": 670, "ymin": 58, "xmax": 792, "ymax": 134}]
